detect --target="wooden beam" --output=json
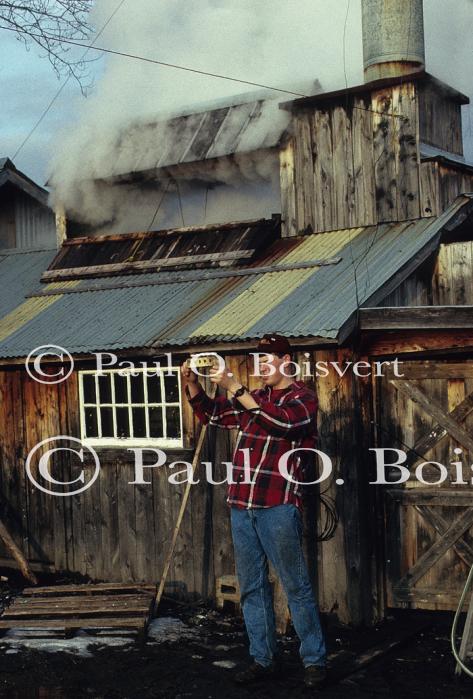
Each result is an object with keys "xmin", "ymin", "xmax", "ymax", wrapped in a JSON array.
[
  {"xmin": 393, "ymin": 507, "xmax": 473, "ymax": 590},
  {"xmin": 415, "ymin": 505, "xmax": 473, "ymax": 569},
  {"xmin": 22, "ymin": 583, "xmax": 155, "ymax": 596},
  {"xmin": 392, "ymin": 588, "xmax": 469, "ymax": 607},
  {"xmin": 390, "ymin": 379, "xmax": 473, "ymax": 453},
  {"xmin": 0, "ymin": 519, "xmax": 37, "ymax": 585},
  {"xmin": 41, "ymin": 250, "xmax": 256, "ymax": 282},
  {"xmin": 65, "ymin": 218, "xmax": 271, "ymax": 245},
  {"xmin": 386, "ymin": 489, "xmax": 473, "ymax": 506},
  {"xmin": 362, "ymin": 329, "xmax": 473, "ymax": 356},
  {"xmin": 0, "ymin": 556, "xmax": 55, "ymax": 573},
  {"xmin": 398, "ymin": 389, "xmax": 473, "ymax": 473},
  {"xmin": 360, "ymin": 306, "xmax": 473, "ymax": 330},
  {"xmin": 383, "ymin": 361, "xmax": 473, "ymax": 379},
  {"xmin": 0, "ymin": 617, "xmax": 148, "ymax": 630},
  {"xmin": 280, "ymin": 72, "xmax": 469, "ymax": 112},
  {"xmin": 32, "ymin": 257, "xmax": 342, "ymax": 293},
  {"xmin": 329, "ymin": 617, "xmax": 431, "ymax": 683}
]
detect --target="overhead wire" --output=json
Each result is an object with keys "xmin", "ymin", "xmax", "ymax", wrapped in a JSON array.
[
  {"xmin": 3, "ymin": 0, "xmax": 412, "ymax": 182},
  {"xmin": 0, "ymin": 24, "xmax": 309, "ymax": 99},
  {"xmin": 4, "ymin": 2, "xmax": 423, "ymax": 543},
  {"xmin": 176, "ymin": 180, "xmax": 185, "ymax": 227},
  {"xmin": 203, "ymin": 185, "xmax": 210, "ymax": 224},
  {"xmin": 147, "ymin": 178, "xmax": 172, "ymax": 232},
  {"xmin": 0, "ymin": 22, "xmax": 410, "ymax": 132},
  {"xmin": 11, "ymin": 0, "xmax": 128, "ymax": 160}
]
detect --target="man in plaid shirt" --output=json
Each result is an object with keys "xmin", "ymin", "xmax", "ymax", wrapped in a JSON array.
[{"xmin": 182, "ymin": 334, "xmax": 327, "ymax": 688}]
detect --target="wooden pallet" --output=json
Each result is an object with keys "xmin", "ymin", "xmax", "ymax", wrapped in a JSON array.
[{"xmin": 0, "ymin": 583, "xmax": 156, "ymax": 637}]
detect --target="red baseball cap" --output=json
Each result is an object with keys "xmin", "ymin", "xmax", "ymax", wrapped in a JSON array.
[{"xmin": 256, "ymin": 333, "xmax": 292, "ymax": 355}]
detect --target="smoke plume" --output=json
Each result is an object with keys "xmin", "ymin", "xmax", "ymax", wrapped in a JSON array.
[{"xmin": 48, "ymin": 0, "xmax": 473, "ymax": 233}]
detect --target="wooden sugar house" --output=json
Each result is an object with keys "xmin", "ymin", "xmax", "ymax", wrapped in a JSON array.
[{"xmin": 0, "ymin": 0, "xmax": 473, "ymax": 625}]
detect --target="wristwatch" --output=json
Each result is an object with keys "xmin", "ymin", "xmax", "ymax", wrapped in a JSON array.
[{"xmin": 232, "ymin": 384, "xmax": 248, "ymax": 399}]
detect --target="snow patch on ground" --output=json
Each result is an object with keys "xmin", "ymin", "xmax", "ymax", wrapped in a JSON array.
[
  {"xmin": 0, "ymin": 616, "xmax": 200, "ymax": 656},
  {"xmin": 147, "ymin": 617, "xmax": 200, "ymax": 643},
  {"xmin": 0, "ymin": 629, "xmax": 134, "ymax": 657},
  {"xmin": 212, "ymin": 660, "xmax": 237, "ymax": 669}
]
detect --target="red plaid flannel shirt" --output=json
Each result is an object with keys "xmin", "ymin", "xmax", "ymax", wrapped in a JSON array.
[{"xmin": 186, "ymin": 380, "xmax": 318, "ymax": 509}]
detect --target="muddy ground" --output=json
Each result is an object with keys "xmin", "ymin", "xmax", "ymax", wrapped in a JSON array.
[{"xmin": 0, "ymin": 570, "xmax": 472, "ymax": 699}]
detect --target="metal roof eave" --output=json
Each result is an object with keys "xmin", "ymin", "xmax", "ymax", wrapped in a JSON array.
[
  {"xmin": 0, "ymin": 167, "xmax": 50, "ymax": 207},
  {"xmin": 0, "ymin": 334, "xmax": 339, "ymax": 366},
  {"xmin": 337, "ymin": 195, "xmax": 473, "ymax": 345},
  {"xmin": 96, "ymin": 144, "xmax": 283, "ymax": 184},
  {"xmin": 280, "ymin": 71, "xmax": 470, "ymax": 112}
]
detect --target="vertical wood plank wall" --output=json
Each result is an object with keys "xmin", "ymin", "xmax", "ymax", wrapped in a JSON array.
[
  {"xmin": 418, "ymin": 83, "xmax": 463, "ymax": 156},
  {"xmin": 280, "ymin": 80, "xmax": 470, "ymax": 238},
  {"xmin": 377, "ymin": 241, "xmax": 473, "ymax": 308},
  {"xmin": 437, "ymin": 166, "xmax": 473, "ymax": 213},
  {"xmin": 0, "ymin": 352, "xmax": 374, "ymax": 623},
  {"xmin": 280, "ymin": 83, "xmax": 422, "ymax": 236}
]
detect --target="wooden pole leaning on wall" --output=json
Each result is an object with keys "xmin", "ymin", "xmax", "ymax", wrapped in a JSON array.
[
  {"xmin": 0, "ymin": 518, "xmax": 38, "ymax": 585},
  {"xmin": 153, "ymin": 382, "xmax": 217, "ymax": 616}
]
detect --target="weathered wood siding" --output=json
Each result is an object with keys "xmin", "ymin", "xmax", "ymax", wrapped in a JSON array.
[
  {"xmin": 438, "ymin": 166, "xmax": 473, "ymax": 214},
  {"xmin": 315, "ymin": 348, "xmax": 374, "ymax": 625},
  {"xmin": 418, "ymin": 82, "xmax": 463, "ymax": 156},
  {"xmin": 377, "ymin": 241, "xmax": 473, "ymax": 308},
  {"xmin": 419, "ymin": 161, "xmax": 440, "ymax": 218},
  {"xmin": 0, "ymin": 351, "xmax": 373, "ymax": 622},
  {"xmin": 280, "ymin": 82, "xmax": 422, "ymax": 236},
  {"xmin": 281, "ymin": 79, "xmax": 472, "ymax": 237},
  {"xmin": 377, "ymin": 361, "xmax": 473, "ymax": 611},
  {"xmin": 0, "ymin": 365, "xmax": 226, "ymax": 600},
  {"xmin": 417, "ymin": 162, "xmax": 473, "ymax": 220}
]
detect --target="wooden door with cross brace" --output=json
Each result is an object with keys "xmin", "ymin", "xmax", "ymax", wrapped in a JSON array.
[{"xmin": 376, "ymin": 359, "xmax": 473, "ymax": 610}]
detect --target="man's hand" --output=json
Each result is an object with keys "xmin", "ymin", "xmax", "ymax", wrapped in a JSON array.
[
  {"xmin": 209, "ymin": 365, "xmax": 240, "ymax": 394},
  {"xmin": 181, "ymin": 360, "xmax": 199, "ymax": 388}
]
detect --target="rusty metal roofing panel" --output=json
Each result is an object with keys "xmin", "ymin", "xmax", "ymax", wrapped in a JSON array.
[
  {"xmin": 104, "ymin": 100, "xmax": 289, "ymax": 178},
  {"xmin": 46, "ymin": 218, "xmax": 281, "ymax": 277},
  {"xmin": 0, "ymin": 196, "xmax": 471, "ymax": 358}
]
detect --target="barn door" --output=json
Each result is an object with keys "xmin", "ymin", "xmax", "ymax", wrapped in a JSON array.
[{"xmin": 376, "ymin": 359, "xmax": 473, "ymax": 610}]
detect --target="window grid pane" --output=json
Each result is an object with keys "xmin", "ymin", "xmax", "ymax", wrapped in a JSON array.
[
  {"xmin": 127, "ymin": 374, "xmax": 133, "ymax": 438},
  {"xmin": 143, "ymin": 371, "xmax": 150, "ymax": 438},
  {"xmin": 111, "ymin": 370, "xmax": 117, "ymax": 438},
  {"xmin": 95, "ymin": 373, "xmax": 102, "ymax": 438},
  {"xmin": 80, "ymin": 368, "xmax": 182, "ymax": 444},
  {"xmin": 161, "ymin": 371, "xmax": 168, "ymax": 438}
]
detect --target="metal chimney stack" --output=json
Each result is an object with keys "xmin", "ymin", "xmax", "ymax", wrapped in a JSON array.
[{"xmin": 362, "ymin": 0, "xmax": 425, "ymax": 82}]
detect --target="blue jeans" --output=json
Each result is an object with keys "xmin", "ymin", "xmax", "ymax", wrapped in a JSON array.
[{"xmin": 230, "ymin": 504, "xmax": 327, "ymax": 668}]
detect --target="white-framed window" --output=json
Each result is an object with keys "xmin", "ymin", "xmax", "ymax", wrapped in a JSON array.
[{"xmin": 78, "ymin": 366, "xmax": 183, "ymax": 448}]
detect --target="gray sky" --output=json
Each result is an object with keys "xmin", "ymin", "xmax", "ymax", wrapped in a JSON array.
[
  {"xmin": 1, "ymin": 0, "xmax": 472, "ymax": 186},
  {"xmin": 0, "ymin": 31, "xmax": 102, "ymax": 184}
]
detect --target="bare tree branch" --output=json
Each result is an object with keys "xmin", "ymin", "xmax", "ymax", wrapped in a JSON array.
[{"xmin": 0, "ymin": 0, "xmax": 95, "ymax": 91}]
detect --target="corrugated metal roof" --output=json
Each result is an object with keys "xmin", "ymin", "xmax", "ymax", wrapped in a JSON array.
[
  {"xmin": 420, "ymin": 142, "xmax": 473, "ymax": 173},
  {"xmin": 0, "ymin": 248, "xmax": 57, "ymax": 317},
  {"xmin": 0, "ymin": 197, "xmax": 471, "ymax": 359},
  {"xmin": 0, "ymin": 158, "xmax": 50, "ymax": 206},
  {"xmin": 105, "ymin": 99, "xmax": 289, "ymax": 178}
]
